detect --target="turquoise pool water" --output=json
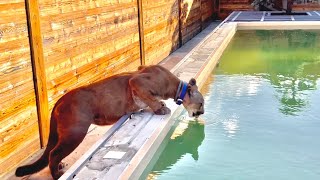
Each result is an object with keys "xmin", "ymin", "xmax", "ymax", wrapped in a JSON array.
[{"xmin": 141, "ymin": 30, "xmax": 320, "ymax": 180}]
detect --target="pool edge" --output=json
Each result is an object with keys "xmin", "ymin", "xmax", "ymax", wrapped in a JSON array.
[{"xmin": 118, "ymin": 22, "xmax": 237, "ymax": 180}]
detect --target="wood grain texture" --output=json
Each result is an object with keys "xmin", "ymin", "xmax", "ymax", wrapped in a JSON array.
[
  {"xmin": 142, "ymin": 0, "xmax": 180, "ymax": 65},
  {"xmin": 293, "ymin": 4, "xmax": 320, "ymax": 11},
  {"xmin": 201, "ymin": 0, "xmax": 214, "ymax": 29},
  {"xmin": 180, "ymin": 0, "xmax": 202, "ymax": 44},
  {"xmin": 0, "ymin": 136, "xmax": 40, "ymax": 178},
  {"xmin": 0, "ymin": 0, "xmax": 40, "ymax": 178},
  {"xmin": 219, "ymin": 0, "xmax": 252, "ymax": 19},
  {"xmin": 38, "ymin": 0, "xmax": 141, "ymax": 111}
]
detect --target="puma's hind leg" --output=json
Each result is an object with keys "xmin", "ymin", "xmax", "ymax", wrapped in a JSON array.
[
  {"xmin": 49, "ymin": 128, "xmax": 88, "ymax": 179},
  {"xmin": 49, "ymin": 115, "xmax": 91, "ymax": 179}
]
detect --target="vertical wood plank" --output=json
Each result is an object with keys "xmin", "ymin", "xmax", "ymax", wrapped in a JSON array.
[
  {"xmin": 200, "ymin": 0, "xmax": 203, "ymax": 31},
  {"xmin": 178, "ymin": 0, "xmax": 183, "ymax": 47},
  {"xmin": 137, "ymin": 0, "xmax": 145, "ymax": 65},
  {"xmin": 25, "ymin": 0, "xmax": 49, "ymax": 147}
]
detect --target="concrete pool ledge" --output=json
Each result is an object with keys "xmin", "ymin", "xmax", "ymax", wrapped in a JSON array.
[{"xmin": 59, "ymin": 20, "xmax": 237, "ymax": 180}]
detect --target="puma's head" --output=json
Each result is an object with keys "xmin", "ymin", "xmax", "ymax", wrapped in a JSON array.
[{"xmin": 183, "ymin": 78, "xmax": 204, "ymax": 118}]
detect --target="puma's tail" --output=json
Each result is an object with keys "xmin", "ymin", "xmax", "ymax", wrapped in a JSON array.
[{"xmin": 15, "ymin": 115, "xmax": 58, "ymax": 177}]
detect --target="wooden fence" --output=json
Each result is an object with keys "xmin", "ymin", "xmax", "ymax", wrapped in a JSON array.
[
  {"xmin": 0, "ymin": 0, "xmax": 41, "ymax": 177},
  {"xmin": 0, "ymin": 0, "xmax": 215, "ymax": 177}
]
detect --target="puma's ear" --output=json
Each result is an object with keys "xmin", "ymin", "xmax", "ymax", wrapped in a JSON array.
[
  {"xmin": 187, "ymin": 84, "xmax": 192, "ymax": 95},
  {"xmin": 189, "ymin": 78, "xmax": 196, "ymax": 86}
]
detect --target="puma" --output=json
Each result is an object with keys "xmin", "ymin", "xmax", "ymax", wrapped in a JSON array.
[{"xmin": 15, "ymin": 65, "xmax": 204, "ymax": 179}]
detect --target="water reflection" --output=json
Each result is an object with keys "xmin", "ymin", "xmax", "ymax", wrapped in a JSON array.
[
  {"xmin": 268, "ymin": 74, "xmax": 318, "ymax": 115},
  {"xmin": 151, "ymin": 120, "xmax": 205, "ymax": 174},
  {"xmin": 217, "ymin": 30, "xmax": 320, "ymax": 115},
  {"xmin": 222, "ymin": 114, "xmax": 239, "ymax": 137}
]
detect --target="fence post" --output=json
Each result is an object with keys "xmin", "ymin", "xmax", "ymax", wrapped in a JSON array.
[
  {"xmin": 137, "ymin": 0, "xmax": 146, "ymax": 65},
  {"xmin": 25, "ymin": 0, "xmax": 49, "ymax": 147},
  {"xmin": 178, "ymin": 0, "xmax": 183, "ymax": 47},
  {"xmin": 200, "ymin": 0, "xmax": 203, "ymax": 31}
]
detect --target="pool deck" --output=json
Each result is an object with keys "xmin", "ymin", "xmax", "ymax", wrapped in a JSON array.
[{"xmin": 60, "ymin": 12, "xmax": 320, "ymax": 180}]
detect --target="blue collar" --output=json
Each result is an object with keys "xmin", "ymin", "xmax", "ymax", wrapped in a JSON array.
[{"xmin": 175, "ymin": 81, "xmax": 188, "ymax": 105}]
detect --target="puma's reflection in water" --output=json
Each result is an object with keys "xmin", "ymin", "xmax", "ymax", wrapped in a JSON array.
[{"xmin": 151, "ymin": 118, "xmax": 205, "ymax": 174}]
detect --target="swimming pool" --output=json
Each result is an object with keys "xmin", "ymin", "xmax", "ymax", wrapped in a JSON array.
[{"xmin": 140, "ymin": 30, "xmax": 320, "ymax": 179}]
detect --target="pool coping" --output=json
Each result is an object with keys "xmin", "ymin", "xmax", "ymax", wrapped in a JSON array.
[{"xmin": 60, "ymin": 16, "xmax": 320, "ymax": 180}]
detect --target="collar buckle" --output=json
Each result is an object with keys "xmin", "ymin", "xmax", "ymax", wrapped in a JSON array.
[{"xmin": 176, "ymin": 99, "xmax": 183, "ymax": 105}]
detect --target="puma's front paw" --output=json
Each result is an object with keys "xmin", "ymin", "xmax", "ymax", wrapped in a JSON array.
[
  {"xmin": 58, "ymin": 162, "xmax": 67, "ymax": 170},
  {"xmin": 154, "ymin": 106, "xmax": 171, "ymax": 115}
]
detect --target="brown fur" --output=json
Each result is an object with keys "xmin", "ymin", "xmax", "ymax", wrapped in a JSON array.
[{"xmin": 15, "ymin": 65, "xmax": 204, "ymax": 179}]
